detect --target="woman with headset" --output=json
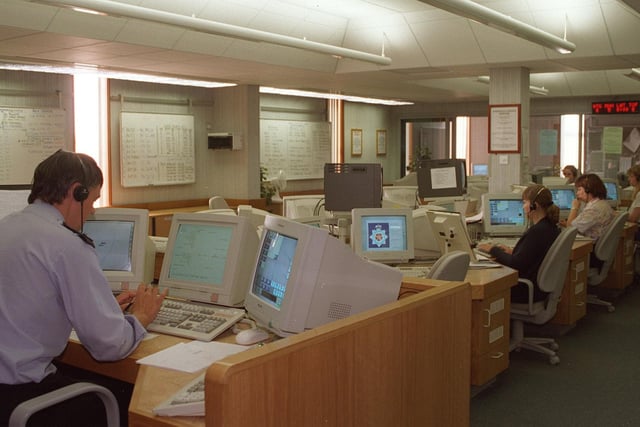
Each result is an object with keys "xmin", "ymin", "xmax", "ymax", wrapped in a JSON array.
[
  {"xmin": 478, "ymin": 185, "xmax": 561, "ymax": 303},
  {"xmin": 565, "ymin": 173, "xmax": 614, "ymax": 240}
]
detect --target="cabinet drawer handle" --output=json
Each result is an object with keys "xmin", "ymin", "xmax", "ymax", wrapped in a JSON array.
[
  {"xmin": 490, "ymin": 352, "xmax": 504, "ymax": 359},
  {"xmin": 483, "ymin": 308, "xmax": 491, "ymax": 327},
  {"xmin": 576, "ymin": 302, "xmax": 585, "ymax": 307}
]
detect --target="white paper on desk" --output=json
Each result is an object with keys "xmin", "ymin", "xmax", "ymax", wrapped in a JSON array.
[{"xmin": 136, "ymin": 341, "xmax": 247, "ymax": 373}]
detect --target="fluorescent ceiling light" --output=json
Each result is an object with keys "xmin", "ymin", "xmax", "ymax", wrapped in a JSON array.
[
  {"xmin": 477, "ymin": 76, "xmax": 548, "ymax": 96},
  {"xmin": 260, "ymin": 87, "xmax": 413, "ymax": 106},
  {"xmin": 31, "ymin": 0, "xmax": 391, "ymax": 66},
  {"xmin": 0, "ymin": 61, "xmax": 235, "ymax": 88},
  {"xmin": 418, "ymin": 0, "xmax": 575, "ymax": 54},
  {"xmin": 625, "ymin": 68, "xmax": 640, "ymax": 82}
]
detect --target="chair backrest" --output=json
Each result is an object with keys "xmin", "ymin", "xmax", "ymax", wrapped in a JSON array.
[
  {"xmin": 426, "ymin": 250, "xmax": 470, "ymax": 281},
  {"xmin": 209, "ymin": 196, "xmax": 230, "ymax": 209},
  {"xmin": 533, "ymin": 226, "xmax": 578, "ymax": 322},
  {"xmin": 589, "ymin": 211, "xmax": 628, "ymax": 285}
]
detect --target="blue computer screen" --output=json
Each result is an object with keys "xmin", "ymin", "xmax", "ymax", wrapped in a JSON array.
[
  {"xmin": 472, "ymin": 164, "xmax": 488, "ymax": 176},
  {"xmin": 357, "ymin": 214, "xmax": 408, "ymax": 253},
  {"xmin": 488, "ymin": 199, "xmax": 525, "ymax": 226},
  {"xmin": 604, "ymin": 181, "xmax": 618, "ymax": 200},
  {"xmin": 550, "ymin": 188, "xmax": 575, "ymax": 210},
  {"xmin": 251, "ymin": 229, "xmax": 297, "ymax": 309}
]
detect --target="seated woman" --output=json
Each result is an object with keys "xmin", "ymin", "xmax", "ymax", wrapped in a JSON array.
[
  {"xmin": 478, "ymin": 185, "xmax": 560, "ymax": 303},
  {"xmin": 562, "ymin": 165, "xmax": 581, "ymax": 185},
  {"xmin": 626, "ymin": 165, "xmax": 640, "ymax": 224},
  {"xmin": 565, "ymin": 173, "xmax": 615, "ymax": 239}
]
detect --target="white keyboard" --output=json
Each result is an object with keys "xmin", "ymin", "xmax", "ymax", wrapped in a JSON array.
[
  {"xmin": 153, "ymin": 373, "xmax": 205, "ymax": 417},
  {"xmin": 396, "ymin": 265, "xmax": 432, "ymax": 278},
  {"xmin": 147, "ymin": 299, "xmax": 245, "ymax": 342}
]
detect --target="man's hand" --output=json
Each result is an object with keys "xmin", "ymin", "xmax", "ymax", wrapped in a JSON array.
[{"xmin": 129, "ymin": 283, "xmax": 168, "ymax": 328}]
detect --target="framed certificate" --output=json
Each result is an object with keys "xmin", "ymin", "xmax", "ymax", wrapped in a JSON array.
[
  {"xmin": 351, "ymin": 128, "xmax": 363, "ymax": 156},
  {"xmin": 488, "ymin": 104, "xmax": 521, "ymax": 153},
  {"xmin": 376, "ymin": 129, "xmax": 387, "ymax": 155}
]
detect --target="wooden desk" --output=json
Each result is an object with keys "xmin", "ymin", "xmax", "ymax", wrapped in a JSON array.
[
  {"xmin": 551, "ymin": 239, "xmax": 592, "ymax": 326},
  {"xmin": 127, "ymin": 280, "xmax": 472, "ymax": 427},
  {"xmin": 466, "ymin": 267, "xmax": 517, "ymax": 386},
  {"xmin": 601, "ymin": 222, "xmax": 637, "ymax": 291}
]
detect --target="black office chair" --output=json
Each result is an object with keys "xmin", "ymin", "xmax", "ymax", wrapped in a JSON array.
[
  {"xmin": 8, "ymin": 382, "xmax": 120, "ymax": 427},
  {"xmin": 586, "ymin": 211, "xmax": 628, "ymax": 312},
  {"xmin": 510, "ymin": 226, "xmax": 578, "ymax": 365}
]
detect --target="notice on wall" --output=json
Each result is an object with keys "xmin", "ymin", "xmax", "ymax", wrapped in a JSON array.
[
  {"xmin": 120, "ymin": 112, "xmax": 195, "ymax": 187},
  {"xmin": 0, "ymin": 107, "xmax": 66, "ymax": 185},
  {"xmin": 260, "ymin": 120, "xmax": 331, "ymax": 180}
]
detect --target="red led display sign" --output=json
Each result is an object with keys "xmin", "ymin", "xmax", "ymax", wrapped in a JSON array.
[{"xmin": 591, "ymin": 101, "xmax": 639, "ymax": 114}]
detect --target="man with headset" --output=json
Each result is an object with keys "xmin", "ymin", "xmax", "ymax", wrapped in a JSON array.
[{"xmin": 0, "ymin": 150, "xmax": 167, "ymax": 426}]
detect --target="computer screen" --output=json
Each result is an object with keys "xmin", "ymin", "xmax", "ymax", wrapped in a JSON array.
[
  {"xmin": 158, "ymin": 213, "xmax": 259, "ymax": 306},
  {"xmin": 324, "ymin": 163, "xmax": 382, "ymax": 212},
  {"xmin": 548, "ymin": 185, "xmax": 576, "ymax": 211},
  {"xmin": 243, "ymin": 216, "xmax": 402, "ymax": 337},
  {"xmin": 602, "ymin": 178, "xmax": 620, "ymax": 208},
  {"xmin": 481, "ymin": 193, "xmax": 526, "ymax": 236},
  {"xmin": 350, "ymin": 208, "xmax": 414, "ymax": 264},
  {"xmin": 83, "ymin": 208, "xmax": 155, "ymax": 292},
  {"xmin": 282, "ymin": 195, "xmax": 326, "ymax": 219},
  {"xmin": 472, "ymin": 163, "xmax": 488, "ymax": 176},
  {"xmin": 425, "ymin": 210, "xmax": 478, "ymax": 262},
  {"xmin": 417, "ymin": 159, "xmax": 467, "ymax": 200}
]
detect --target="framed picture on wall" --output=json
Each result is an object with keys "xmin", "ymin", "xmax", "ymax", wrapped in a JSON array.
[
  {"xmin": 376, "ymin": 129, "xmax": 387, "ymax": 155},
  {"xmin": 351, "ymin": 128, "xmax": 363, "ymax": 156},
  {"xmin": 488, "ymin": 104, "xmax": 521, "ymax": 153}
]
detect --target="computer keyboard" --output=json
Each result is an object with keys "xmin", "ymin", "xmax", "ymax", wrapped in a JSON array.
[
  {"xmin": 147, "ymin": 298, "xmax": 246, "ymax": 342},
  {"xmin": 396, "ymin": 265, "xmax": 432, "ymax": 278},
  {"xmin": 153, "ymin": 373, "xmax": 205, "ymax": 416}
]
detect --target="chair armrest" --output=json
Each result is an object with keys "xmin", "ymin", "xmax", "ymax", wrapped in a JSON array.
[
  {"xmin": 516, "ymin": 278, "xmax": 535, "ymax": 314},
  {"xmin": 9, "ymin": 382, "xmax": 119, "ymax": 427}
]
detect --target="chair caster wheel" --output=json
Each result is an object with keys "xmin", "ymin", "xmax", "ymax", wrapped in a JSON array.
[
  {"xmin": 550, "ymin": 342, "xmax": 559, "ymax": 351},
  {"xmin": 607, "ymin": 306, "xmax": 615, "ymax": 313},
  {"xmin": 549, "ymin": 355, "xmax": 560, "ymax": 365}
]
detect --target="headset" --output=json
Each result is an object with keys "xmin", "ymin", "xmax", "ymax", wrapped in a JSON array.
[
  {"xmin": 530, "ymin": 186, "xmax": 546, "ymax": 211},
  {"xmin": 73, "ymin": 154, "xmax": 89, "ymax": 202}
]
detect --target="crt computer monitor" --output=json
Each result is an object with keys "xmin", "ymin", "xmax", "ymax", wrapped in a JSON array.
[
  {"xmin": 472, "ymin": 163, "xmax": 488, "ymax": 176},
  {"xmin": 481, "ymin": 193, "xmax": 526, "ymax": 237},
  {"xmin": 158, "ymin": 212, "xmax": 259, "ymax": 307},
  {"xmin": 417, "ymin": 159, "xmax": 467, "ymax": 200},
  {"xmin": 83, "ymin": 207, "xmax": 155, "ymax": 292},
  {"xmin": 381, "ymin": 186, "xmax": 418, "ymax": 208},
  {"xmin": 243, "ymin": 215, "xmax": 402, "ymax": 337},
  {"xmin": 547, "ymin": 185, "xmax": 576, "ymax": 217},
  {"xmin": 412, "ymin": 206, "xmax": 443, "ymax": 261},
  {"xmin": 425, "ymin": 210, "xmax": 479, "ymax": 263},
  {"xmin": 350, "ymin": 208, "xmax": 414, "ymax": 264},
  {"xmin": 602, "ymin": 178, "xmax": 620, "ymax": 208},
  {"xmin": 323, "ymin": 163, "xmax": 382, "ymax": 212},
  {"xmin": 282, "ymin": 195, "xmax": 326, "ymax": 219}
]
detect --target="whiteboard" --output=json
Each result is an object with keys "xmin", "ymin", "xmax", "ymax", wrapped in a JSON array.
[
  {"xmin": 0, "ymin": 107, "xmax": 66, "ymax": 185},
  {"xmin": 120, "ymin": 112, "xmax": 195, "ymax": 187},
  {"xmin": 260, "ymin": 120, "xmax": 331, "ymax": 180}
]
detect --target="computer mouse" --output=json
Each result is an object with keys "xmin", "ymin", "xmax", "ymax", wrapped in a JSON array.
[{"xmin": 235, "ymin": 328, "xmax": 270, "ymax": 346}]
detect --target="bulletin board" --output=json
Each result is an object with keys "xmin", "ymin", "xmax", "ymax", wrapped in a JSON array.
[
  {"xmin": 120, "ymin": 112, "xmax": 195, "ymax": 187},
  {"xmin": 260, "ymin": 119, "xmax": 331, "ymax": 180},
  {"xmin": 0, "ymin": 107, "xmax": 66, "ymax": 185}
]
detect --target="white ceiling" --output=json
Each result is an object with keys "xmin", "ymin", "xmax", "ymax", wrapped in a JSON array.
[{"xmin": 1, "ymin": 0, "xmax": 640, "ymax": 103}]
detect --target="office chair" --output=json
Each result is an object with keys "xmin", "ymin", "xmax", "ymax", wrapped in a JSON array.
[
  {"xmin": 510, "ymin": 226, "xmax": 578, "ymax": 365},
  {"xmin": 426, "ymin": 250, "xmax": 470, "ymax": 281},
  {"xmin": 208, "ymin": 196, "xmax": 230, "ymax": 210},
  {"xmin": 9, "ymin": 382, "xmax": 119, "ymax": 427},
  {"xmin": 586, "ymin": 211, "xmax": 628, "ymax": 312}
]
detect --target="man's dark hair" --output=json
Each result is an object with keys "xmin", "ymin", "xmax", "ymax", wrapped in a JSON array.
[{"xmin": 28, "ymin": 149, "xmax": 103, "ymax": 204}]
